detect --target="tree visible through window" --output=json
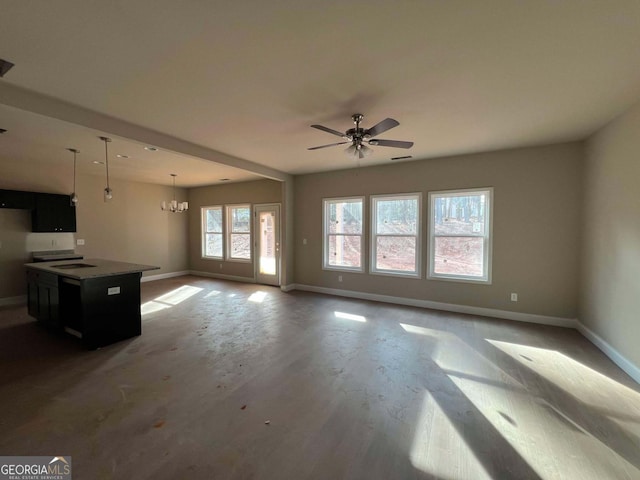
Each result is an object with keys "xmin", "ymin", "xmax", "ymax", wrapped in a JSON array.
[
  {"xmin": 429, "ymin": 188, "xmax": 492, "ymax": 282},
  {"xmin": 227, "ymin": 205, "xmax": 251, "ymax": 261},
  {"xmin": 371, "ymin": 194, "xmax": 420, "ymax": 276},
  {"xmin": 323, "ymin": 198, "xmax": 363, "ymax": 271},
  {"xmin": 202, "ymin": 206, "xmax": 223, "ymax": 258}
]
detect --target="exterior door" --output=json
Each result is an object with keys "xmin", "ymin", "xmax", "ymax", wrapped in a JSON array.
[{"xmin": 254, "ymin": 204, "xmax": 280, "ymax": 286}]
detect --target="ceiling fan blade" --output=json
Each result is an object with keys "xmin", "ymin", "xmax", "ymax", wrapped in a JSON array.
[
  {"xmin": 368, "ymin": 139, "xmax": 414, "ymax": 149},
  {"xmin": 311, "ymin": 124, "xmax": 346, "ymax": 137},
  {"xmin": 308, "ymin": 141, "xmax": 349, "ymax": 150},
  {"xmin": 365, "ymin": 118, "xmax": 399, "ymax": 138}
]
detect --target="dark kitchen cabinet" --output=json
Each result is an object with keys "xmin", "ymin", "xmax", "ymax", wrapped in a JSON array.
[
  {"xmin": 0, "ymin": 189, "xmax": 35, "ymax": 209},
  {"xmin": 31, "ymin": 193, "xmax": 77, "ymax": 232},
  {"xmin": 26, "ymin": 269, "xmax": 60, "ymax": 329}
]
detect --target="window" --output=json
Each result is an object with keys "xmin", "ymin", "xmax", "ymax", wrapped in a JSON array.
[
  {"xmin": 371, "ymin": 194, "xmax": 421, "ymax": 276},
  {"xmin": 323, "ymin": 197, "xmax": 363, "ymax": 271},
  {"xmin": 429, "ymin": 188, "xmax": 492, "ymax": 283},
  {"xmin": 202, "ymin": 206, "xmax": 223, "ymax": 258},
  {"xmin": 226, "ymin": 204, "xmax": 251, "ymax": 261}
]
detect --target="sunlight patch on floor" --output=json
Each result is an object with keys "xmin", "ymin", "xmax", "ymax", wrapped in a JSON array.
[
  {"xmin": 399, "ymin": 323, "xmax": 441, "ymax": 337},
  {"xmin": 410, "ymin": 390, "xmax": 492, "ymax": 479},
  {"xmin": 486, "ymin": 339, "xmax": 640, "ymax": 416},
  {"xmin": 334, "ymin": 311, "xmax": 366, "ymax": 322},
  {"xmin": 205, "ymin": 290, "xmax": 221, "ymax": 297},
  {"xmin": 141, "ymin": 285, "xmax": 204, "ymax": 316},
  {"xmin": 248, "ymin": 291, "xmax": 268, "ymax": 303}
]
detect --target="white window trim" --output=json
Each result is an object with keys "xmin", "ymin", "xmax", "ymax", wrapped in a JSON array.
[
  {"xmin": 370, "ymin": 193, "xmax": 422, "ymax": 278},
  {"xmin": 322, "ymin": 196, "xmax": 365, "ymax": 273},
  {"xmin": 201, "ymin": 205, "xmax": 224, "ymax": 260},
  {"xmin": 226, "ymin": 203, "xmax": 252, "ymax": 263},
  {"xmin": 428, "ymin": 187, "xmax": 493, "ymax": 284}
]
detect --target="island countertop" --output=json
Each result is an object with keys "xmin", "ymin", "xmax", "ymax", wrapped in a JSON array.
[{"xmin": 24, "ymin": 258, "xmax": 160, "ymax": 280}]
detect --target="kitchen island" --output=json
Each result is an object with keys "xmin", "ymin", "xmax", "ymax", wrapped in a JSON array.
[{"xmin": 25, "ymin": 259, "xmax": 159, "ymax": 349}]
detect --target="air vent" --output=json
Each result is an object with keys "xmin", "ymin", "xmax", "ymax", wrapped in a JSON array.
[
  {"xmin": 0, "ymin": 59, "xmax": 14, "ymax": 78},
  {"xmin": 391, "ymin": 155, "xmax": 412, "ymax": 161},
  {"xmin": 0, "ymin": 129, "xmax": 6, "ymax": 134}
]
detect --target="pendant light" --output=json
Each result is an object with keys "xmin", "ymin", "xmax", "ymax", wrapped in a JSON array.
[
  {"xmin": 161, "ymin": 174, "xmax": 189, "ymax": 213},
  {"xmin": 99, "ymin": 136, "xmax": 113, "ymax": 202},
  {"xmin": 67, "ymin": 148, "xmax": 79, "ymax": 206}
]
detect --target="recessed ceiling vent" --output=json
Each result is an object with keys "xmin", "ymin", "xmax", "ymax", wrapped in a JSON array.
[
  {"xmin": 0, "ymin": 59, "xmax": 15, "ymax": 78},
  {"xmin": 391, "ymin": 155, "xmax": 412, "ymax": 161},
  {"xmin": 0, "ymin": 129, "xmax": 7, "ymax": 134}
]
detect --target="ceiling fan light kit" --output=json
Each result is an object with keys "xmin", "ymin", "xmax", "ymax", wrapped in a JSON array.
[{"xmin": 308, "ymin": 113, "xmax": 413, "ymax": 160}]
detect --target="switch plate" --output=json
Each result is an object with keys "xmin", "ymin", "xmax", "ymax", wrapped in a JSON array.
[
  {"xmin": 338, "ymin": 275, "xmax": 343, "ymax": 282},
  {"xmin": 511, "ymin": 293, "xmax": 518, "ymax": 302},
  {"xmin": 303, "ymin": 238, "xmax": 307, "ymax": 245}
]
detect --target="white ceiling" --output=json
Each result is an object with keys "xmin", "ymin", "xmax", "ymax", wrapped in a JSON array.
[{"xmin": 2, "ymin": 0, "xmax": 640, "ymax": 186}]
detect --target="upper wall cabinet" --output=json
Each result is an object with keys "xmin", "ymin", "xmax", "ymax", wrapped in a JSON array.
[
  {"xmin": 32, "ymin": 193, "xmax": 77, "ymax": 233},
  {"xmin": 0, "ymin": 189, "xmax": 35, "ymax": 210}
]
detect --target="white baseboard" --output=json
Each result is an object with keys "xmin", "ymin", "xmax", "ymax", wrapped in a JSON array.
[
  {"xmin": 291, "ymin": 284, "xmax": 577, "ymax": 328},
  {"xmin": 190, "ymin": 270, "xmax": 256, "ymax": 284},
  {"xmin": 0, "ymin": 295, "xmax": 27, "ymax": 307},
  {"xmin": 141, "ymin": 270, "xmax": 190, "ymax": 283},
  {"xmin": 576, "ymin": 321, "xmax": 640, "ymax": 384},
  {"xmin": 280, "ymin": 284, "xmax": 296, "ymax": 292}
]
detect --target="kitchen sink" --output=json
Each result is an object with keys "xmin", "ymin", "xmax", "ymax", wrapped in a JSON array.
[{"xmin": 52, "ymin": 263, "xmax": 97, "ymax": 269}]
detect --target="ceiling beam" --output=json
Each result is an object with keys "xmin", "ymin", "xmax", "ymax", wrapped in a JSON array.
[{"xmin": 0, "ymin": 82, "xmax": 291, "ymax": 182}]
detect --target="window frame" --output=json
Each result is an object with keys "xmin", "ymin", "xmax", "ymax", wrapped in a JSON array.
[
  {"xmin": 370, "ymin": 193, "xmax": 422, "ymax": 278},
  {"xmin": 322, "ymin": 196, "xmax": 365, "ymax": 273},
  {"xmin": 225, "ymin": 203, "xmax": 252, "ymax": 263},
  {"xmin": 201, "ymin": 205, "xmax": 224, "ymax": 260},
  {"xmin": 428, "ymin": 187, "xmax": 493, "ymax": 284}
]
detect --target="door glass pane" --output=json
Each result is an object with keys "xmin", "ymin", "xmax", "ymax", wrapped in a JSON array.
[
  {"xmin": 434, "ymin": 237, "xmax": 484, "ymax": 276},
  {"xmin": 259, "ymin": 212, "xmax": 276, "ymax": 275}
]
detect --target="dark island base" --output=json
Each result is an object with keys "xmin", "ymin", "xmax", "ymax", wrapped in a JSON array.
[{"xmin": 28, "ymin": 271, "xmax": 143, "ymax": 349}]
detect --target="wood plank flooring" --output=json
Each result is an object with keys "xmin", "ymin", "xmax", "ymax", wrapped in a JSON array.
[{"xmin": 1, "ymin": 275, "xmax": 639, "ymax": 479}]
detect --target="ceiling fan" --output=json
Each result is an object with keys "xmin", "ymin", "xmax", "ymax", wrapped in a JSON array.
[{"xmin": 308, "ymin": 113, "xmax": 413, "ymax": 159}]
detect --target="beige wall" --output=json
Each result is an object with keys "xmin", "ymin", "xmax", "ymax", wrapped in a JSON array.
[
  {"xmin": 188, "ymin": 179, "xmax": 282, "ymax": 280},
  {"xmin": 295, "ymin": 142, "xmax": 583, "ymax": 319},
  {"xmin": 73, "ymin": 174, "xmax": 189, "ymax": 276},
  {"xmin": 0, "ymin": 161, "xmax": 189, "ymax": 299},
  {"xmin": 581, "ymin": 100, "xmax": 640, "ymax": 368}
]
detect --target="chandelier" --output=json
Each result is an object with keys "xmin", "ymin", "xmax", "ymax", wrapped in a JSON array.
[{"xmin": 162, "ymin": 174, "xmax": 188, "ymax": 213}]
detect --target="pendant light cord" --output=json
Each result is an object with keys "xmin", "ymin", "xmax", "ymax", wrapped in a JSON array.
[
  {"xmin": 104, "ymin": 139, "xmax": 110, "ymax": 189},
  {"xmin": 73, "ymin": 150, "xmax": 77, "ymax": 192}
]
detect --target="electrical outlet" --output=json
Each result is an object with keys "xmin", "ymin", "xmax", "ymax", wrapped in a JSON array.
[
  {"xmin": 338, "ymin": 275, "xmax": 343, "ymax": 282},
  {"xmin": 303, "ymin": 238, "xmax": 307, "ymax": 245},
  {"xmin": 220, "ymin": 263, "xmax": 223, "ymax": 269},
  {"xmin": 76, "ymin": 239, "xmax": 85, "ymax": 246},
  {"xmin": 511, "ymin": 293, "xmax": 518, "ymax": 302}
]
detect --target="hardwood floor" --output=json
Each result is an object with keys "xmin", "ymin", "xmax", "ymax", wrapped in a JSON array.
[{"xmin": 1, "ymin": 275, "xmax": 639, "ymax": 479}]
